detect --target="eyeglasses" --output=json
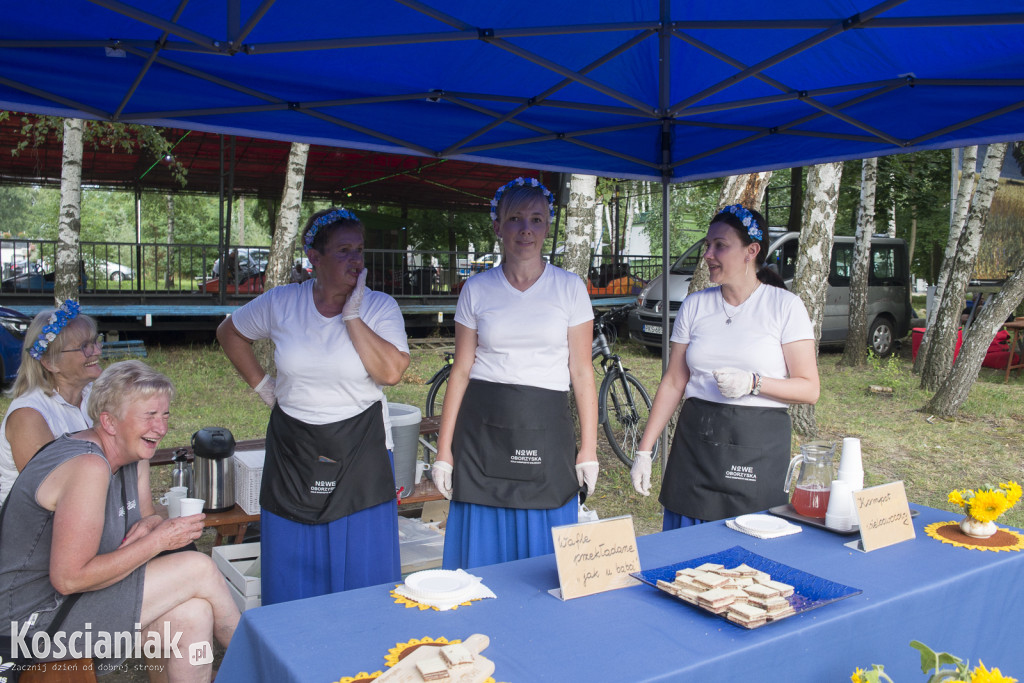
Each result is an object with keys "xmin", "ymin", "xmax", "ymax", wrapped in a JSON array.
[{"xmin": 61, "ymin": 334, "xmax": 104, "ymax": 357}]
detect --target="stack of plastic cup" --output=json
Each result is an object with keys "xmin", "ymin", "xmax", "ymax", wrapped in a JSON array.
[
  {"xmin": 825, "ymin": 480, "xmax": 856, "ymax": 531},
  {"xmin": 838, "ymin": 437, "xmax": 864, "ymax": 491}
]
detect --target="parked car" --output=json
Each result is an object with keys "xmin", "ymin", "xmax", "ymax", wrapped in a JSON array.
[
  {"xmin": 0, "ymin": 269, "xmax": 87, "ymax": 294},
  {"xmin": 0, "ymin": 306, "xmax": 31, "ymax": 385},
  {"xmin": 84, "ymin": 257, "xmax": 134, "ymax": 281},
  {"xmin": 628, "ymin": 230, "xmax": 914, "ymax": 357},
  {"xmin": 212, "ymin": 248, "xmax": 270, "ymax": 278}
]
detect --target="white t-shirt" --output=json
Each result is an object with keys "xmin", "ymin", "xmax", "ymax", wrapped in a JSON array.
[
  {"xmin": 230, "ymin": 280, "xmax": 410, "ymax": 445},
  {"xmin": 0, "ymin": 385, "xmax": 93, "ymax": 504},
  {"xmin": 672, "ymin": 284, "xmax": 814, "ymax": 408},
  {"xmin": 455, "ymin": 264, "xmax": 593, "ymax": 391}
]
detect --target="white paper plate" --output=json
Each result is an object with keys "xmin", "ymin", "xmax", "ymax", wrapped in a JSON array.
[
  {"xmin": 734, "ymin": 514, "xmax": 793, "ymax": 534},
  {"xmin": 404, "ymin": 570, "xmax": 475, "ymax": 600}
]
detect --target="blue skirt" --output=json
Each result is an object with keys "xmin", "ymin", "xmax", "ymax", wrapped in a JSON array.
[
  {"xmin": 442, "ymin": 497, "xmax": 578, "ymax": 570},
  {"xmin": 663, "ymin": 510, "xmax": 706, "ymax": 531},
  {"xmin": 260, "ymin": 498, "xmax": 400, "ymax": 605}
]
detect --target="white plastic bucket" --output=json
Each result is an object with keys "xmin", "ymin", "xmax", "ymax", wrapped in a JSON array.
[{"xmin": 388, "ymin": 403, "xmax": 422, "ymax": 498}]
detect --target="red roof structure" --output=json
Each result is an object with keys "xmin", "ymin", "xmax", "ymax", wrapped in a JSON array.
[{"xmin": 0, "ymin": 114, "xmax": 552, "ymax": 212}]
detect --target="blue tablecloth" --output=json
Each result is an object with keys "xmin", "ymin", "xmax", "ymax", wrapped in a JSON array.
[{"xmin": 217, "ymin": 505, "xmax": 1024, "ymax": 682}]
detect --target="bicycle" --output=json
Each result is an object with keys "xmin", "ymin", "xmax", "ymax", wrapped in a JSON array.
[
  {"xmin": 423, "ymin": 302, "xmax": 661, "ymax": 468},
  {"xmin": 592, "ymin": 303, "xmax": 661, "ymax": 468}
]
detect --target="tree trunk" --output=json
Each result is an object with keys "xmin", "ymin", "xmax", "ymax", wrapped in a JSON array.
[
  {"xmin": 927, "ymin": 261, "xmax": 1024, "ymax": 415},
  {"xmin": 165, "ymin": 194, "xmax": 175, "ymax": 288},
  {"xmin": 908, "ymin": 207, "xmax": 918, "ymax": 268},
  {"xmin": 55, "ymin": 118, "xmax": 84, "ymax": 305},
  {"xmin": 789, "ymin": 162, "xmax": 844, "ymax": 437},
  {"xmin": 258, "ymin": 142, "xmax": 310, "ymax": 371},
  {"xmin": 563, "ymin": 174, "xmax": 597, "ymax": 283},
  {"xmin": 841, "ymin": 157, "xmax": 877, "ymax": 366},
  {"xmin": 237, "ymin": 196, "xmax": 246, "ymax": 244},
  {"xmin": 689, "ymin": 172, "xmax": 772, "ymax": 294},
  {"xmin": 919, "ymin": 143, "xmax": 1006, "ymax": 391},
  {"xmin": 914, "ymin": 146, "xmax": 978, "ymax": 374}
]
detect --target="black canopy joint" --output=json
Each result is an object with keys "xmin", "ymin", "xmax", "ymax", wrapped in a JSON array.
[
  {"xmin": 478, "ymin": 28, "xmax": 495, "ymax": 39},
  {"xmin": 842, "ymin": 13, "xmax": 862, "ymax": 30},
  {"xmin": 288, "ymin": 101, "xmax": 300, "ymax": 110}
]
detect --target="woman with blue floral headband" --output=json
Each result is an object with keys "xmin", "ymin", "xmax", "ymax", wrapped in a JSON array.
[
  {"xmin": 431, "ymin": 177, "xmax": 599, "ymax": 569},
  {"xmin": 218, "ymin": 207, "xmax": 410, "ymax": 604},
  {"xmin": 0, "ymin": 301, "xmax": 104, "ymax": 505},
  {"xmin": 631, "ymin": 205, "xmax": 820, "ymax": 527}
]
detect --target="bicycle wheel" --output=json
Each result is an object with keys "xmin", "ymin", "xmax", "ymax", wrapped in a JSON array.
[
  {"xmin": 425, "ymin": 365, "xmax": 450, "ymax": 417},
  {"xmin": 600, "ymin": 369, "xmax": 657, "ymax": 468}
]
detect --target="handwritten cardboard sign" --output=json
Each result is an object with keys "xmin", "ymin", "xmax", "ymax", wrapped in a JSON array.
[
  {"xmin": 551, "ymin": 515, "xmax": 641, "ymax": 600},
  {"xmin": 852, "ymin": 481, "xmax": 916, "ymax": 552}
]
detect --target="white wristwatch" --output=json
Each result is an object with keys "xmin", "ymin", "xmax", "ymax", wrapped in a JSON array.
[{"xmin": 750, "ymin": 373, "xmax": 763, "ymax": 396}]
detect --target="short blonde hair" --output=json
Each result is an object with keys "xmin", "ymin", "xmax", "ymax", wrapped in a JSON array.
[
  {"xmin": 88, "ymin": 360, "xmax": 175, "ymax": 423},
  {"xmin": 12, "ymin": 312, "xmax": 98, "ymax": 398},
  {"xmin": 495, "ymin": 184, "xmax": 552, "ymax": 227}
]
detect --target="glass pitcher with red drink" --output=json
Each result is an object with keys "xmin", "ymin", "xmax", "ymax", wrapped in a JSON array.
[{"xmin": 784, "ymin": 442, "xmax": 836, "ymax": 518}]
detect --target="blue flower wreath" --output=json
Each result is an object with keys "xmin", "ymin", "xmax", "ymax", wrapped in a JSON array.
[
  {"xmin": 490, "ymin": 177, "xmax": 555, "ymax": 222},
  {"xmin": 303, "ymin": 208, "xmax": 360, "ymax": 253},
  {"xmin": 28, "ymin": 299, "xmax": 81, "ymax": 360},
  {"xmin": 722, "ymin": 204, "xmax": 762, "ymax": 241}
]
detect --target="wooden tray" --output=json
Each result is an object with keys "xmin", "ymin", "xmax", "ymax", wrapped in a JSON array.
[{"xmin": 374, "ymin": 634, "xmax": 494, "ymax": 683}]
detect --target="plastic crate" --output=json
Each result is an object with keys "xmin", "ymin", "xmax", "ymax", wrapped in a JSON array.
[{"xmin": 233, "ymin": 449, "xmax": 265, "ymax": 515}]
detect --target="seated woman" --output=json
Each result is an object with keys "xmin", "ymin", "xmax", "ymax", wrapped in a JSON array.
[
  {"xmin": 0, "ymin": 300, "xmax": 103, "ymax": 505},
  {"xmin": 0, "ymin": 360, "xmax": 239, "ymax": 680}
]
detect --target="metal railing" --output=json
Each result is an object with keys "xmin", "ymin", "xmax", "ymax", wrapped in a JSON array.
[{"xmin": 1, "ymin": 238, "xmax": 669, "ymax": 298}]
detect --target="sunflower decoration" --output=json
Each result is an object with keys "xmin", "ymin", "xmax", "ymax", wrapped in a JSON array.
[
  {"xmin": 948, "ymin": 481, "xmax": 1022, "ymax": 524},
  {"xmin": 851, "ymin": 641, "xmax": 1018, "ymax": 683}
]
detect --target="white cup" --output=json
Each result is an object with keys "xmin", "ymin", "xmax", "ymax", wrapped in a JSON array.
[
  {"xmin": 159, "ymin": 487, "xmax": 188, "ymax": 518},
  {"xmin": 825, "ymin": 480, "xmax": 856, "ymax": 531},
  {"xmin": 838, "ymin": 437, "xmax": 864, "ymax": 491},
  {"xmin": 415, "ymin": 461, "xmax": 430, "ymax": 485},
  {"xmin": 178, "ymin": 497, "xmax": 206, "ymax": 516}
]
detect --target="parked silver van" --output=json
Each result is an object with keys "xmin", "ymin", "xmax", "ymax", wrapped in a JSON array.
[{"xmin": 627, "ymin": 230, "xmax": 914, "ymax": 356}]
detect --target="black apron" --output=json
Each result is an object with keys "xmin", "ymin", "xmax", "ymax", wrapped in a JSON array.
[
  {"xmin": 260, "ymin": 401, "xmax": 395, "ymax": 524},
  {"xmin": 660, "ymin": 397, "xmax": 791, "ymax": 521},
  {"xmin": 452, "ymin": 380, "xmax": 581, "ymax": 510}
]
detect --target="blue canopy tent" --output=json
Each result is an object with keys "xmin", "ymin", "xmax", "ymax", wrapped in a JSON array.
[{"xmin": 2, "ymin": 0, "xmax": 1023, "ymax": 342}]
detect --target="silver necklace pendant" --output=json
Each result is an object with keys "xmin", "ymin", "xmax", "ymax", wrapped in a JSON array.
[{"xmin": 725, "ymin": 317, "xmax": 733, "ymax": 325}]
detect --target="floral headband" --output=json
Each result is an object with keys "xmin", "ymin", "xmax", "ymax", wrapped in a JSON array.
[
  {"xmin": 29, "ymin": 299, "xmax": 81, "ymax": 360},
  {"xmin": 490, "ymin": 177, "xmax": 555, "ymax": 222},
  {"xmin": 304, "ymin": 208, "xmax": 360, "ymax": 253},
  {"xmin": 721, "ymin": 204, "xmax": 763, "ymax": 241}
]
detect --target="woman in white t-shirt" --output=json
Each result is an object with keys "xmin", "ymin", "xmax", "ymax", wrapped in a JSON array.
[
  {"xmin": 631, "ymin": 205, "xmax": 820, "ymax": 528},
  {"xmin": 0, "ymin": 301, "xmax": 102, "ymax": 505},
  {"xmin": 431, "ymin": 178, "xmax": 599, "ymax": 569},
  {"xmin": 217, "ymin": 208, "xmax": 410, "ymax": 604}
]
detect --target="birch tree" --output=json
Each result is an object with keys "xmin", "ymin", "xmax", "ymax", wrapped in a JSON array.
[
  {"xmin": 841, "ymin": 157, "xmax": 877, "ymax": 366},
  {"xmin": 54, "ymin": 118, "xmax": 83, "ymax": 304},
  {"xmin": 165, "ymin": 194, "xmax": 175, "ymax": 288},
  {"xmin": 913, "ymin": 146, "xmax": 978, "ymax": 374},
  {"xmin": 562, "ymin": 174, "xmax": 597, "ymax": 283},
  {"xmin": 789, "ymin": 162, "xmax": 843, "ymax": 437},
  {"xmin": 927, "ymin": 263, "xmax": 1024, "ymax": 415},
  {"xmin": 256, "ymin": 141, "xmax": 309, "ymax": 372},
  {"xmin": 689, "ymin": 171, "xmax": 772, "ymax": 294},
  {"xmin": 919, "ymin": 143, "xmax": 1006, "ymax": 391}
]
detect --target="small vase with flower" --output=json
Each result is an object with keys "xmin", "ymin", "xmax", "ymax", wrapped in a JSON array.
[{"xmin": 947, "ymin": 481, "xmax": 1022, "ymax": 539}]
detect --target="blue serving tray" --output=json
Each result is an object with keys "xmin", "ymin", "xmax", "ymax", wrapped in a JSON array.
[{"xmin": 630, "ymin": 545, "xmax": 862, "ymax": 628}]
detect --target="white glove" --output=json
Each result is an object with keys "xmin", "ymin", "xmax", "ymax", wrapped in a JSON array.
[
  {"xmin": 575, "ymin": 461, "xmax": 599, "ymax": 496},
  {"xmin": 253, "ymin": 374, "xmax": 276, "ymax": 407},
  {"xmin": 342, "ymin": 269, "xmax": 367, "ymax": 321},
  {"xmin": 713, "ymin": 368, "xmax": 755, "ymax": 398},
  {"xmin": 431, "ymin": 460, "xmax": 453, "ymax": 500},
  {"xmin": 631, "ymin": 450, "xmax": 652, "ymax": 496}
]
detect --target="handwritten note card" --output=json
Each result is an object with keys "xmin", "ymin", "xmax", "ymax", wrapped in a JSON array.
[
  {"xmin": 853, "ymin": 481, "xmax": 916, "ymax": 552},
  {"xmin": 551, "ymin": 515, "xmax": 641, "ymax": 600}
]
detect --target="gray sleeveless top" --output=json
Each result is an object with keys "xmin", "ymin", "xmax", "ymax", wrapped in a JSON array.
[{"xmin": 0, "ymin": 434, "xmax": 144, "ymax": 644}]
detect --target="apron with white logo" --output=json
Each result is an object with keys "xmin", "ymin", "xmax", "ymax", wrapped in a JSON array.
[
  {"xmin": 660, "ymin": 397, "xmax": 791, "ymax": 521},
  {"xmin": 452, "ymin": 380, "xmax": 580, "ymax": 510},
  {"xmin": 260, "ymin": 401, "xmax": 394, "ymax": 524}
]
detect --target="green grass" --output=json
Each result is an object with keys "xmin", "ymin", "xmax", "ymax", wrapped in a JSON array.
[{"xmin": 3, "ymin": 334, "xmax": 1022, "ymax": 531}]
